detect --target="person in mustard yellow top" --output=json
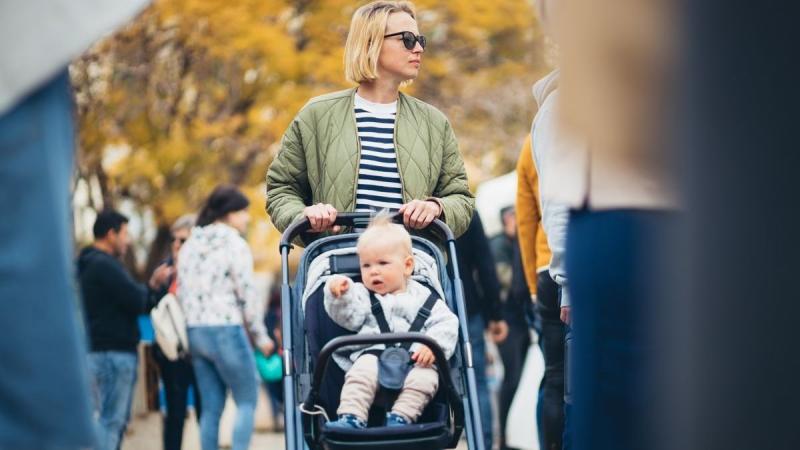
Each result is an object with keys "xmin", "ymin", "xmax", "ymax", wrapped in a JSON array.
[{"xmin": 515, "ymin": 135, "xmax": 565, "ymax": 450}]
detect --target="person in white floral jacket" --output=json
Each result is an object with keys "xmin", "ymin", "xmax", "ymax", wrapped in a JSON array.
[{"xmin": 177, "ymin": 185, "xmax": 274, "ymax": 450}]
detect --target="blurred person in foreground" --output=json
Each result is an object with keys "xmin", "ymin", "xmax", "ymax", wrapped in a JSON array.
[
  {"xmin": 533, "ymin": 0, "xmax": 678, "ymax": 449},
  {"xmin": 266, "ymin": 0, "xmax": 474, "ymax": 240},
  {"xmin": 455, "ymin": 210, "xmax": 509, "ymax": 449},
  {"xmin": 177, "ymin": 185, "xmax": 274, "ymax": 450},
  {"xmin": 78, "ymin": 210, "xmax": 173, "ymax": 450},
  {"xmin": 515, "ymin": 135, "xmax": 565, "ymax": 450},
  {"xmin": 489, "ymin": 206, "xmax": 534, "ymax": 450},
  {"xmin": 150, "ymin": 214, "xmax": 202, "ymax": 450},
  {"xmin": 0, "ymin": 1, "xmax": 147, "ymax": 447}
]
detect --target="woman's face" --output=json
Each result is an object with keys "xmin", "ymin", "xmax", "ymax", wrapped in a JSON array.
[
  {"xmin": 225, "ymin": 209, "xmax": 250, "ymax": 234},
  {"xmin": 171, "ymin": 227, "xmax": 191, "ymax": 261},
  {"xmin": 377, "ymin": 12, "xmax": 424, "ymax": 84}
]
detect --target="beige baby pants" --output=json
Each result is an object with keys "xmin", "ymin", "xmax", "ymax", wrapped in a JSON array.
[{"xmin": 337, "ymin": 353, "xmax": 439, "ymax": 423}]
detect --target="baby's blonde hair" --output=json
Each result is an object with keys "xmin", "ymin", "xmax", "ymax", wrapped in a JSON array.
[
  {"xmin": 343, "ymin": 1, "xmax": 418, "ymax": 85},
  {"xmin": 356, "ymin": 211, "xmax": 413, "ymax": 256}
]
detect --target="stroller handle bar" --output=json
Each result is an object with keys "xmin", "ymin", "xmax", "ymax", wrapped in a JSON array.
[{"xmin": 279, "ymin": 211, "xmax": 455, "ymax": 251}]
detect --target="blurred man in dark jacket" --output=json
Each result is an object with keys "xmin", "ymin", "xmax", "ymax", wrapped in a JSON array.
[
  {"xmin": 490, "ymin": 206, "xmax": 534, "ymax": 450},
  {"xmin": 78, "ymin": 210, "xmax": 171, "ymax": 450},
  {"xmin": 455, "ymin": 211, "xmax": 509, "ymax": 450}
]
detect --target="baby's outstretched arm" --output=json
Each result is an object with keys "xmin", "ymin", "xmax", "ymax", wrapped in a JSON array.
[
  {"xmin": 323, "ymin": 275, "xmax": 371, "ymax": 331},
  {"xmin": 329, "ymin": 276, "xmax": 350, "ymax": 298}
]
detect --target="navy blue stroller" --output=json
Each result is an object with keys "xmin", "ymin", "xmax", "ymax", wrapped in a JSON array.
[{"xmin": 278, "ymin": 212, "xmax": 486, "ymax": 450}]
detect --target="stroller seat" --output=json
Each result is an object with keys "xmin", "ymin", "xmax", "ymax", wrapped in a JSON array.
[{"xmin": 302, "ymin": 251, "xmax": 458, "ymax": 449}]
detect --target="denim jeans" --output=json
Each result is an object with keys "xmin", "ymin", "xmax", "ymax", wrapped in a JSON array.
[
  {"xmin": 88, "ymin": 351, "xmax": 138, "ymax": 450},
  {"xmin": 468, "ymin": 314, "xmax": 494, "ymax": 450},
  {"xmin": 188, "ymin": 325, "xmax": 258, "ymax": 450},
  {"xmin": 0, "ymin": 71, "xmax": 95, "ymax": 450},
  {"xmin": 566, "ymin": 210, "xmax": 670, "ymax": 450}
]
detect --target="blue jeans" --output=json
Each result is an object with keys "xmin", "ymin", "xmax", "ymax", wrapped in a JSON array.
[
  {"xmin": 566, "ymin": 210, "xmax": 670, "ymax": 450},
  {"xmin": 468, "ymin": 314, "xmax": 493, "ymax": 450},
  {"xmin": 88, "ymin": 351, "xmax": 138, "ymax": 450},
  {"xmin": 188, "ymin": 325, "xmax": 258, "ymax": 450},
  {"xmin": 0, "ymin": 71, "xmax": 95, "ymax": 449}
]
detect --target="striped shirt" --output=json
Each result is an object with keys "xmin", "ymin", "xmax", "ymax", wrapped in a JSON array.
[{"xmin": 354, "ymin": 94, "xmax": 403, "ymax": 214}]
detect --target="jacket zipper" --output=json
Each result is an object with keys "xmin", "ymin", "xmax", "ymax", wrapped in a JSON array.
[
  {"xmin": 394, "ymin": 94, "xmax": 406, "ymax": 203},
  {"xmin": 351, "ymin": 94, "xmax": 362, "ymax": 209}
]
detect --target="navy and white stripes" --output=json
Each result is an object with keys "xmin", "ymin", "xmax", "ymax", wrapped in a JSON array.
[{"xmin": 354, "ymin": 94, "xmax": 403, "ymax": 213}]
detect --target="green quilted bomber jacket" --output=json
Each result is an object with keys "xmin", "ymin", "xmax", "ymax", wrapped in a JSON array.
[{"xmin": 266, "ymin": 88, "xmax": 475, "ymax": 239}]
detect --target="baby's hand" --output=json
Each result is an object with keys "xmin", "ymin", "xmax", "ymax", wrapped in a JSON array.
[
  {"xmin": 412, "ymin": 345, "xmax": 436, "ymax": 368},
  {"xmin": 329, "ymin": 277, "xmax": 350, "ymax": 298}
]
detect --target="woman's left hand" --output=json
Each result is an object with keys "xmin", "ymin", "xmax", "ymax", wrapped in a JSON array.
[{"xmin": 398, "ymin": 199, "xmax": 441, "ymax": 229}]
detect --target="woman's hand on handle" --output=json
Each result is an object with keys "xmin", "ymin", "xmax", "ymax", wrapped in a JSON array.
[
  {"xmin": 399, "ymin": 199, "xmax": 442, "ymax": 230},
  {"xmin": 303, "ymin": 203, "xmax": 341, "ymax": 233}
]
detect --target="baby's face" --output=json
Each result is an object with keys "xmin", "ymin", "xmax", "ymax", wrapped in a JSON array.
[{"xmin": 358, "ymin": 241, "xmax": 414, "ymax": 295}]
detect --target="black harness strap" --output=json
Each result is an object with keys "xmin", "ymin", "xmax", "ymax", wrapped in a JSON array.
[
  {"xmin": 367, "ymin": 290, "xmax": 443, "ymax": 412},
  {"xmin": 369, "ymin": 290, "xmax": 440, "ymax": 350},
  {"xmin": 369, "ymin": 292, "xmax": 393, "ymax": 334}
]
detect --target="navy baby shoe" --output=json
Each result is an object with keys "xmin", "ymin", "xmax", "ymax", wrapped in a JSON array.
[
  {"xmin": 385, "ymin": 412, "xmax": 410, "ymax": 427},
  {"xmin": 327, "ymin": 414, "xmax": 367, "ymax": 429}
]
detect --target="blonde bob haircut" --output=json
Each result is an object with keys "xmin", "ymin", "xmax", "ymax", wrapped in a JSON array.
[{"xmin": 344, "ymin": 1, "xmax": 417, "ymax": 84}]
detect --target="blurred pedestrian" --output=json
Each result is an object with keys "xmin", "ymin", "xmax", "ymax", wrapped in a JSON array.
[
  {"xmin": 151, "ymin": 214, "xmax": 203, "ymax": 450},
  {"xmin": 515, "ymin": 135, "xmax": 565, "ymax": 450},
  {"xmin": 263, "ymin": 282, "xmax": 284, "ymax": 430},
  {"xmin": 78, "ymin": 210, "xmax": 172, "ymax": 450},
  {"xmin": 533, "ymin": 1, "xmax": 678, "ymax": 449},
  {"xmin": 489, "ymin": 206, "xmax": 534, "ymax": 450},
  {"xmin": 267, "ymin": 0, "xmax": 474, "ymax": 240},
  {"xmin": 178, "ymin": 185, "xmax": 274, "ymax": 450},
  {"xmin": 0, "ymin": 2, "xmax": 147, "ymax": 448},
  {"xmin": 455, "ymin": 210, "xmax": 509, "ymax": 449}
]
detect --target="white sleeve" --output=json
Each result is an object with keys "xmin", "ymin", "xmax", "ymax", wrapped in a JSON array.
[
  {"xmin": 229, "ymin": 239, "xmax": 271, "ymax": 347},
  {"xmin": 532, "ymin": 103, "xmax": 571, "ymax": 307},
  {"xmin": 414, "ymin": 301, "xmax": 460, "ymax": 360},
  {"xmin": 323, "ymin": 275, "xmax": 371, "ymax": 332}
]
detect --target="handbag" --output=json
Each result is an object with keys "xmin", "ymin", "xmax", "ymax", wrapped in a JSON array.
[
  {"xmin": 255, "ymin": 351, "xmax": 283, "ymax": 382},
  {"xmin": 150, "ymin": 292, "xmax": 189, "ymax": 361}
]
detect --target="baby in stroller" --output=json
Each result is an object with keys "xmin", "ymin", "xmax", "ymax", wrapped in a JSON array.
[{"xmin": 323, "ymin": 215, "xmax": 459, "ymax": 429}]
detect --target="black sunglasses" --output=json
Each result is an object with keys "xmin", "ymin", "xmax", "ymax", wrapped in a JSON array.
[{"xmin": 384, "ymin": 31, "xmax": 426, "ymax": 50}]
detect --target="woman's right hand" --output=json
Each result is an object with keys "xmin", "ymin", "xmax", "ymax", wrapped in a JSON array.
[{"xmin": 303, "ymin": 203, "xmax": 341, "ymax": 233}]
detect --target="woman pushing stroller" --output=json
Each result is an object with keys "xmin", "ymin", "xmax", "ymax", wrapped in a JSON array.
[
  {"xmin": 323, "ymin": 214, "xmax": 459, "ymax": 429},
  {"xmin": 266, "ymin": 0, "xmax": 474, "ymax": 239}
]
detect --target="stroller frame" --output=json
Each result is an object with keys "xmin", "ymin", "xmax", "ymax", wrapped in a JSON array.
[{"xmin": 279, "ymin": 212, "xmax": 486, "ymax": 450}]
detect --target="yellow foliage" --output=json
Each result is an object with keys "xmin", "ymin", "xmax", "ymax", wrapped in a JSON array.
[{"xmin": 71, "ymin": 0, "xmax": 547, "ymax": 267}]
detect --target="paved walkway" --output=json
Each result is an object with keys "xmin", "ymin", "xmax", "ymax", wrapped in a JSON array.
[
  {"xmin": 122, "ymin": 410, "xmax": 285, "ymax": 450},
  {"xmin": 122, "ymin": 410, "xmax": 470, "ymax": 450}
]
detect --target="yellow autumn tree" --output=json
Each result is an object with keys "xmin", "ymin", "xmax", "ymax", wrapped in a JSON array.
[{"xmin": 71, "ymin": 0, "xmax": 547, "ymax": 275}]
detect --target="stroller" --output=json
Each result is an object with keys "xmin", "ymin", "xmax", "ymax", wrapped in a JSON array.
[{"xmin": 278, "ymin": 212, "xmax": 486, "ymax": 450}]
